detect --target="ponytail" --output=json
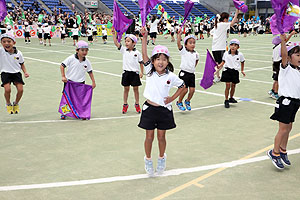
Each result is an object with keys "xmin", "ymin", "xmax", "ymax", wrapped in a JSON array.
[{"xmin": 215, "ymin": 12, "xmax": 230, "ymax": 28}]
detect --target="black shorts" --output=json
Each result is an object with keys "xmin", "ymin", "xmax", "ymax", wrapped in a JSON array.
[
  {"xmin": 61, "ymin": 34, "xmax": 65, "ymax": 39},
  {"xmin": 38, "ymin": 33, "xmax": 43, "ymax": 39},
  {"xmin": 25, "ymin": 32, "xmax": 30, "ymax": 38},
  {"xmin": 1, "ymin": 72, "xmax": 25, "ymax": 87},
  {"xmin": 135, "ymin": 30, "xmax": 140, "ymax": 36},
  {"xmin": 195, "ymin": 31, "xmax": 199, "ymax": 35},
  {"xmin": 44, "ymin": 33, "xmax": 51, "ymax": 40},
  {"xmin": 199, "ymin": 30, "xmax": 203, "ymax": 34},
  {"xmin": 149, "ymin": 32, "xmax": 157, "ymax": 39},
  {"xmin": 102, "ymin": 35, "xmax": 107, "ymax": 40},
  {"xmin": 171, "ymin": 32, "xmax": 174, "ymax": 36},
  {"xmin": 221, "ymin": 68, "xmax": 240, "ymax": 84},
  {"xmin": 73, "ymin": 35, "xmax": 79, "ymax": 40},
  {"xmin": 138, "ymin": 101, "xmax": 176, "ymax": 130},
  {"xmin": 93, "ymin": 31, "xmax": 97, "ymax": 36},
  {"xmin": 88, "ymin": 36, "xmax": 93, "ymax": 41},
  {"xmin": 121, "ymin": 71, "xmax": 142, "ymax": 87},
  {"xmin": 139, "ymin": 33, "xmax": 143, "ymax": 38},
  {"xmin": 272, "ymin": 61, "xmax": 281, "ymax": 81},
  {"xmin": 179, "ymin": 70, "xmax": 195, "ymax": 88},
  {"xmin": 270, "ymin": 96, "xmax": 300, "ymax": 124},
  {"xmin": 212, "ymin": 50, "xmax": 225, "ymax": 64}
]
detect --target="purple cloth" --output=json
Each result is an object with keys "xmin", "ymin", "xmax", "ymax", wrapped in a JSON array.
[
  {"xmin": 138, "ymin": 0, "xmax": 161, "ymax": 27},
  {"xmin": 0, "ymin": 0, "xmax": 7, "ymax": 22},
  {"xmin": 181, "ymin": 0, "xmax": 194, "ymax": 28},
  {"xmin": 233, "ymin": 0, "xmax": 248, "ymax": 13},
  {"xmin": 200, "ymin": 50, "xmax": 217, "ymax": 90},
  {"xmin": 58, "ymin": 81, "xmax": 93, "ymax": 120},
  {"xmin": 270, "ymin": 0, "xmax": 299, "ymax": 35},
  {"xmin": 113, "ymin": 0, "xmax": 133, "ymax": 42}
]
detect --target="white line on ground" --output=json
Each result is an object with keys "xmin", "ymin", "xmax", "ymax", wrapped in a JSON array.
[{"xmin": 0, "ymin": 148, "xmax": 299, "ymax": 192}]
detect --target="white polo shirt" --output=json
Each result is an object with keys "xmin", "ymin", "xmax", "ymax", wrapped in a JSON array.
[
  {"xmin": 150, "ymin": 19, "xmax": 159, "ymax": 33},
  {"xmin": 278, "ymin": 64, "xmax": 300, "ymax": 99},
  {"xmin": 272, "ymin": 44, "xmax": 281, "ymax": 62},
  {"xmin": 72, "ymin": 28, "xmax": 79, "ymax": 36},
  {"xmin": 43, "ymin": 26, "xmax": 51, "ymax": 34},
  {"xmin": 179, "ymin": 47, "xmax": 199, "ymax": 73},
  {"xmin": 212, "ymin": 22, "xmax": 230, "ymax": 51},
  {"xmin": 0, "ymin": 47, "xmax": 24, "ymax": 73},
  {"xmin": 119, "ymin": 45, "xmax": 143, "ymax": 72},
  {"xmin": 143, "ymin": 61, "xmax": 184, "ymax": 108},
  {"xmin": 222, "ymin": 50, "xmax": 245, "ymax": 71},
  {"xmin": 62, "ymin": 54, "xmax": 93, "ymax": 82}
]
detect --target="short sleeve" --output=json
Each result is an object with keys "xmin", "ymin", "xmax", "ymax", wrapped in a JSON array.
[
  {"xmin": 119, "ymin": 45, "xmax": 126, "ymax": 54},
  {"xmin": 144, "ymin": 60, "xmax": 152, "ymax": 74},
  {"xmin": 86, "ymin": 59, "xmax": 93, "ymax": 72},
  {"xmin": 170, "ymin": 73, "xmax": 184, "ymax": 88},
  {"xmin": 18, "ymin": 51, "xmax": 25, "ymax": 64},
  {"xmin": 62, "ymin": 55, "xmax": 71, "ymax": 68},
  {"xmin": 222, "ymin": 52, "xmax": 227, "ymax": 61},
  {"xmin": 179, "ymin": 47, "xmax": 186, "ymax": 55},
  {"xmin": 239, "ymin": 53, "xmax": 245, "ymax": 63},
  {"xmin": 137, "ymin": 51, "xmax": 143, "ymax": 63},
  {"xmin": 196, "ymin": 52, "xmax": 199, "ymax": 61}
]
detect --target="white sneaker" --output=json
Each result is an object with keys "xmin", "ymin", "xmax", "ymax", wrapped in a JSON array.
[
  {"xmin": 144, "ymin": 156, "xmax": 154, "ymax": 176},
  {"xmin": 156, "ymin": 153, "xmax": 167, "ymax": 174}
]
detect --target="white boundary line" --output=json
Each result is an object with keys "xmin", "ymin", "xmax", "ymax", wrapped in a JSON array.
[{"xmin": 0, "ymin": 148, "xmax": 299, "ymax": 192}]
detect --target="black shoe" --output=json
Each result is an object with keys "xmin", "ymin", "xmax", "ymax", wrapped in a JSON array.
[
  {"xmin": 224, "ymin": 100, "xmax": 230, "ymax": 108},
  {"xmin": 280, "ymin": 152, "xmax": 291, "ymax": 166},
  {"xmin": 229, "ymin": 98, "xmax": 238, "ymax": 103},
  {"xmin": 267, "ymin": 150, "xmax": 284, "ymax": 170}
]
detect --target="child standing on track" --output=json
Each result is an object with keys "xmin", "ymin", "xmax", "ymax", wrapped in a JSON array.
[
  {"xmin": 24, "ymin": 21, "xmax": 31, "ymax": 44},
  {"xmin": 60, "ymin": 40, "xmax": 96, "ymax": 119},
  {"xmin": 268, "ymin": 35, "xmax": 300, "ymax": 170},
  {"xmin": 217, "ymin": 39, "xmax": 245, "ymax": 108},
  {"xmin": 102, "ymin": 25, "xmax": 107, "ymax": 44},
  {"xmin": 138, "ymin": 27, "xmax": 184, "ymax": 175},
  {"xmin": 37, "ymin": 23, "xmax": 43, "ymax": 45},
  {"xmin": 176, "ymin": 28, "xmax": 199, "ymax": 111},
  {"xmin": 71, "ymin": 24, "xmax": 79, "ymax": 46},
  {"xmin": 111, "ymin": 27, "xmax": 144, "ymax": 114},
  {"xmin": 42, "ymin": 23, "xmax": 51, "ymax": 46},
  {"xmin": 0, "ymin": 34, "xmax": 29, "ymax": 114}
]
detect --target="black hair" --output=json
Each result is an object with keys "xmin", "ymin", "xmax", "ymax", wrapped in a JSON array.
[
  {"xmin": 148, "ymin": 53, "xmax": 174, "ymax": 75},
  {"xmin": 151, "ymin": 15, "xmax": 157, "ymax": 23},
  {"xmin": 288, "ymin": 46, "xmax": 300, "ymax": 57},
  {"xmin": 215, "ymin": 12, "xmax": 230, "ymax": 28},
  {"xmin": 184, "ymin": 37, "xmax": 195, "ymax": 46}
]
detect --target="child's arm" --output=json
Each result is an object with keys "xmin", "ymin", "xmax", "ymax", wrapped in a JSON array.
[
  {"xmin": 141, "ymin": 26, "xmax": 150, "ymax": 63},
  {"xmin": 111, "ymin": 27, "xmax": 121, "ymax": 49},
  {"xmin": 241, "ymin": 62, "xmax": 245, "ymax": 76},
  {"xmin": 230, "ymin": 9, "xmax": 239, "ymax": 27},
  {"xmin": 286, "ymin": 30, "xmax": 296, "ymax": 42},
  {"xmin": 280, "ymin": 34, "xmax": 288, "ymax": 67},
  {"xmin": 139, "ymin": 63, "xmax": 144, "ymax": 78},
  {"xmin": 88, "ymin": 71, "xmax": 96, "ymax": 89},
  {"xmin": 215, "ymin": 61, "xmax": 225, "ymax": 75},
  {"xmin": 60, "ymin": 64, "xmax": 67, "ymax": 82},
  {"xmin": 177, "ymin": 27, "xmax": 183, "ymax": 50},
  {"xmin": 20, "ymin": 63, "xmax": 29, "ymax": 78},
  {"xmin": 164, "ymin": 87, "xmax": 185, "ymax": 105}
]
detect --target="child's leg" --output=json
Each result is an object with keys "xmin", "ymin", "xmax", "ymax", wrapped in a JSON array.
[
  {"xmin": 273, "ymin": 122, "xmax": 292, "ymax": 155},
  {"xmin": 49, "ymin": 39, "xmax": 51, "ymax": 45},
  {"xmin": 14, "ymin": 83, "xmax": 24, "ymax": 104},
  {"xmin": 144, "ymin": 130, "xmax": 155, "ymax": 158},
  {"xmin": 186, "ymin": 87, "xmax": 195, "ymax": 101},
  {"xmin": 279, "ymin": 123, "xmax": 293, "ymax": 152},
  {"xmin": 123, "ymin": 86, "xmax": 130, "ymax": 104},
  {"xmin": 178, "ymin": 87, "xmax": 188, "ymax": 103},
  {"xmin": 225, "ymin": 82, "xmax": 231, "ymax": 100},
  {"xmin": 133, "ymin": 86, "xmax": 139, "ymax": 104},
  {"xmin": 273, "ymin": 81, "xmax": 278, "ymax": 93},
  {"xmin": 157, "ymin": 129, "xmax": 166, "ymax": 158},
  {"xmin": 3, "ymin": 83, "xmax": 12, "ymax": 104},
  {"xmin": 230, "ymin": 83, "xmax": 236, "ymax": 98}
]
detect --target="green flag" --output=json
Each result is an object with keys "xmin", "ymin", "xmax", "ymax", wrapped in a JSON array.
[
  {"xmin": 107, "ymin": 21, "xmax": 112, "ymax": 29},
  {"xmin": 178, "ymin": 17, "xmax": 182, "ymax": 24},
  {"xmin": 51, "ymin": 26, "xmax": 56, "ymax": 32},
  {"xmin": 190, "ymin": 16, "xmax": 193, "ymax": 22},
  {"xmin": 38, "ymin": 14, "xmax": 43, "ymax": 23},
  {"xmin": 157, "ymin": 10, "xmax": 162, "ymax": 15},
  {"xmin": 76, "ymin": 15, "xmax": 81, "ymax": 25},
  {"xmin": 22, "ymin": 12, "xmax": 25, "ymax": 19},
  {"xmin": 89, "ymin": 15, "xmax": 92, "ymax": 23}
]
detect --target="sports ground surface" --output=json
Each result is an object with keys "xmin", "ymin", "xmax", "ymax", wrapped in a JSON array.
[{"xmin": 0, "ymin": 35, "xmax": 300, "ymax": 199}]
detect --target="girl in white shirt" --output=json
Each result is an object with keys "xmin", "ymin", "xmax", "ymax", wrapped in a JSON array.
[
  {"xmin": 139, "ymin": 27, "xmax": 184, "ymax": 176},
  {"xmin": 268, "ymin": 34, "xmax": 300, "ymax": 170},
  {"xmin": 149, "ymin": 15, "xmax": 163, "ymax": 45},
  {"xmin": 212, "ymin": 9, "xmax": 239, "ymax": 82}
]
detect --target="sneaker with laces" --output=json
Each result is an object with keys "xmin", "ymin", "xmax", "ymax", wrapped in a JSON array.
[
  {"xmin": 280, "ymin": 152, "xmax": 291, "ymax": 166},
  {"xmin": 267, "ymin": 150, "xmax": 284, "ymax": 170},
  {"xmin": 156, "ymin": 153, "xmax": 167, "ymax": 174},
  {"xmin": 268, "ymin": 90, "xmax": 274, "ymax": 97},
  {"xmin": 13, "ymin": 104, "xmax": 20, "ymax": 114},
  {"xmin": 224, "ymin": 100, "xmax": 230, "ymax": 108},
  {"xmin": 144, "ymin": 157, "xmax": 154, "ymax": 176},
  {"xmin": 122, "ymin": 104, "xmax": 129, "ymax": 114},
  {"xmin": 272, "ymin": 93, "xmax": 279, "ymax": 100},
  {"xmin": 228, "ymin": 98, "xmax": 238, "ymax": 103},
  {"xmin": 184, "ymin": 100, "xmax": 192, "ymax": 111},
  {"xmin": 135, "ymin": 104, "xmax": 141, "ymax": 113},
  {"xmin": 176, "ymin": 101, "xmax": 186, "ymax": 111},
  {"xmin": 6, "ymin": 104, "xmax": 13, "ymax": 114}
]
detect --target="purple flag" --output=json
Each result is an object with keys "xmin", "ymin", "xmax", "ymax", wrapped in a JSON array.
[
  {"xmin": 200, "ymin": 50, "xmax": 217, "ymax": 90},
  {"xmin": 181, "ymin": 0, "xmax": 194, "ymax": 28},
  {"xmin": 58, "ymin": 81, "xmax": 93, "ymax": 120},
  {"xmin": 113, "ymin": 0, "xmax": 133, "ymax": 42},
  {"xmin": 138, "ymin": 0, "xmax": 161, "ymax": 27},
  {"xmin": 270, "ymin": 0, "xmax": 299, "ymax": 35},
  {"xmin": 0, "ymin": 0, "xmax": 7, "ymax": 22},
  {"xmin": 233, "ymin": 0, "xmax": 248, "ymax": 13}
]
